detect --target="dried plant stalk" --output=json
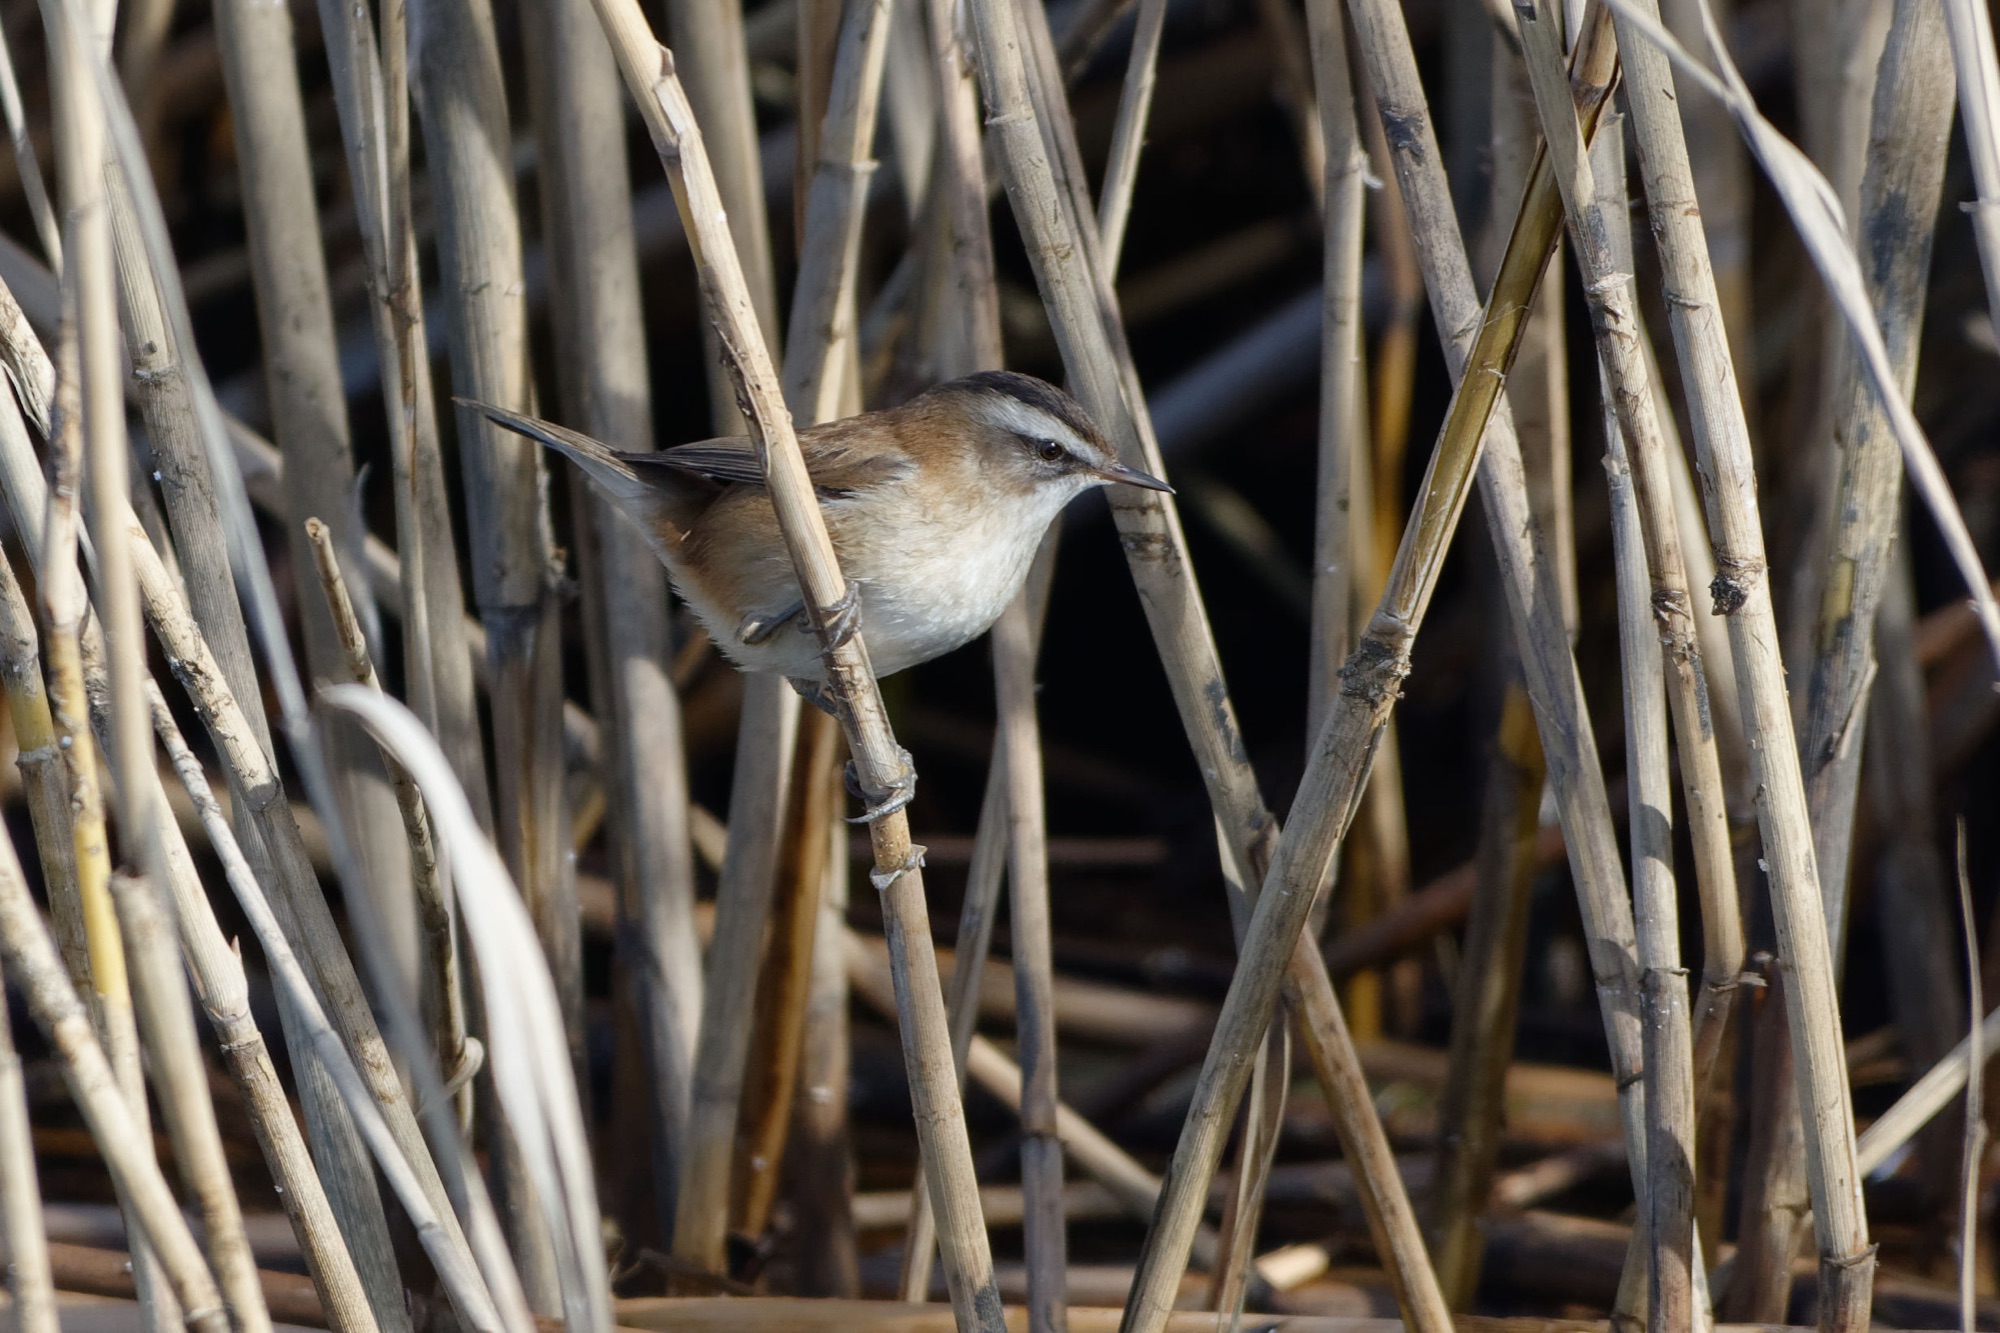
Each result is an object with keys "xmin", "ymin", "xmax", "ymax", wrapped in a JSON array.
[
  {"xmin": 1606, "ymin": 0, "xmax": 1878, "ymax": 1323},
  {"xmin": 969, "ymin": 6, "xmax": 1451, "ymax": 1329},
  {"xmin": 1095, "ymin": 0, "xmax": 1167, "ymax": 274},
  {"xmin": 518, "ymin": 0, "xmax": 698, "ymax": 1228},
  {"xmin": 583, "ymin": 5, "xmax": 1005, "ymax": 1324},
  {"xmin": 0, "ymin": 820, "xmax": 226, "ymax": 1333},
  {"xmin": 306, "ymin": 518, "xmax": 468, "ymax": 1126},
  {"xmin": 0, "ymin": 956, "xmax": 57, "ymax": 1333}
]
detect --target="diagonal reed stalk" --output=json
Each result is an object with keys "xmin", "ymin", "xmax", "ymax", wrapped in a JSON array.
[{"xmin": 581, "ymin": 5, "xmax": 1006, "ymax": 1326}]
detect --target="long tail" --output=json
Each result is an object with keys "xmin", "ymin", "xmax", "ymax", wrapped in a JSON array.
[{"xmin": 461, "ymin": 399, "xmax": 691, "ymax": 562}]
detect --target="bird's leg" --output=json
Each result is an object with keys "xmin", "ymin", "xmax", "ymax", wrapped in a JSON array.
[{"xmin": 844, "ymin": 747, "xmax": 917, "ymax": 824}]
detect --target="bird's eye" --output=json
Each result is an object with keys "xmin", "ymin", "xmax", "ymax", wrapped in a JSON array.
[{"xmin": 1036, "ymin": 438, "xmax": 1066, "ymax": 464}]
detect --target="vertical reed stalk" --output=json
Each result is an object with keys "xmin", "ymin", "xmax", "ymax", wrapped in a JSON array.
[
  {"xmin": 1344, "ymin": 0, "xmax": 1656, "ymax": 1240},
  {"xmin": 1095, "ymin": 0, "xmax": 1167, "ymax": 274},
  {"xmin": 41, "ymin": 21, "xmax": 170, "ymax": 1326},
  {"xmin": 737, "ymin": 709, "xmax": 840, "ymax": 1242},
  {"xmin": 0, "ymin": 955, "xmax": 57, "ymax": 1333},
  {"xmin": 584, "ymin": 7, "xmax": 1006, "ymax": 1324},
  {"xmin": 1609, "ymin": 0, "xmax": 1878, "ymax": 1323},
  {"xmin": 212, "ymin": 0, "xmax": 416, "ymax": 997},
  {"xmin": 970, "ymin": 6, "xmax": 1452, "ymax": 1329},
  {"xmin": 677, "ymin": 0, "xmax": 894, "ymax": 1276},
  {"xmin": 517, "ymin": 0, "xmax": 698, "ymax": 1227},
  {"xmin": 1736, "ymin": 0, "xmax": 1952, "ymax": 1310},
  {"xmin": 791, "ymin": 778, "xmax": 860, "ymax": 1296},
  {"xmin": 1936, "ymin": 0, "xmax": 2000, "ymax": 344}
]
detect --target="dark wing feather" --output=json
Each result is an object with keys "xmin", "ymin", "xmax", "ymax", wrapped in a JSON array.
[{"xmin": 626, "ymin": 434, "xmax": 915, "ymax": 498}]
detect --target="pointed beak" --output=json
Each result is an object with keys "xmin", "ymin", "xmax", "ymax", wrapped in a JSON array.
[{"xmin": 1096, "ymin": 460, "xmax": 1175, "ymax": 494}]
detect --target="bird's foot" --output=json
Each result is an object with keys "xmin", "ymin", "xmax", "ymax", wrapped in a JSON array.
[
  {"xmin": 787, "ymin": 676, "xmax": 841, "ymax": 716},
  {"xmin": 845, "ymin": 747, "xmax": 917, "ymax": 824},
  {"xmin": 818, "ymin": 582, "xmax": 861, "ymax": 652}
]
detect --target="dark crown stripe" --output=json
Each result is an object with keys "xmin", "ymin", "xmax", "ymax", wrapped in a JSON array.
[{"xmin": 950, "ymin": 370, "xmax": 1105, "ymax": 448}]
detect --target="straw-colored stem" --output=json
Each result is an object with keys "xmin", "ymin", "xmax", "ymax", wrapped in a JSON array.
[
  {"xmin": 411, "ymin": 0, "xmax": 576, "ymax": 1240},
  {"xmin": 212, "ymin": 0, "xmax": 417, "ymax": 996},
  {"xmin": 737, "ymin": 709, "xmax": 840, "ymax": 1240},
  {"xmin": 791, "ymin": 789, "xmax": 859, "ymax": 1297},
  {"xmin": 1304, "ymin": 0, "xmax": 1365, "ymax": 736},
  {"xmin": 0, "ymin": 21, "xmax": 57, "ymax": 269},
  {"xmin": 1095, "ymin": 0, "xmax": 1167, "ymax": 276},
  {"xmin": 588, "ymin": 9, "xmax": 1003, "ymax": 1325},
  {"xmin": 0, "ymin": 957, "xmax": 57, "ymax": 1333},
  {"xmin": 0, "ymin": 823, "xmax": 225, "ymax": 1333},
  {"xmin": 1955, "ymin": 830, "xmax": 1983, "ymax": 1333},
  {"xmin": 305, "ymin": 518, "xmax": 469, "ymax": 1126},
  {"xmin": 1937, "ymin": 0, "xmax": 2000, "ymax": 348},
  {"xmin": 1343, "ymin": 0, "xmax": 1652, "ymax": 1172},
  {"xmin": 1608, "ymin": 0, "xmax": 1877, "ymax": 1323},
  {"xmin": 993, "ymin": 591, "xmax": 1067, "ymax": 1333},
  {"xmin": 970, "ymin": 7, "xmax": 1451, "ymax": 1330},
  {"xmin": 149, "ymin": 691, "xmax": 522, "ymax": 1333},
  {"xmin": 665, "ymin": 0, "xmax": 779, "ymax": 428},
  {"xmin": 517, "ymin": 0, "xmax": 697, "ymax": 1221}
]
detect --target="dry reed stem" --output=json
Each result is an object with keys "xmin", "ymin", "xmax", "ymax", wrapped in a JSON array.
[
  {"xmin": 1955, "ymin": 826, "xmax": 1982, "ymax": 1333},
  {"xmin": 306, "ymin": 517, "xmax": 469, "ymax": 1126},
  {"xmin": 311, "ymin": 0, "xmax": 492, "ymax": 825},
  {"xmin": 149, "ymin": 690, "xmax": 523, "ymax": 1333},
  {"xmin": 1737, "ymin": 0, "xmax": 1956, "ymax": 1312},
  {"xmin": 1336, "ymin": 22, "xmax": 1667, "ymax": 1316},
  {"xmin": 0, "ymin": 958, "xmax": 57, "ymax": 1333},
  {"xmin": 0, "ymin": 269, "xmax": 479, "ymax": 1312},
  {"xmin": 1304, "ymin": 0, "xmax": 1366, "ymax": 733},
  {"xmin": 1515, "ymin": 15, "xmax": 1713, "ymax": 1318},
  {"xmin": 1937, "ymin": 0, "xmax": 2000, "ymax": 346},
  {"xmin": 793, "ymin": 783, "xmax": 860, "ymax": 1297},
  {"xmin": 517, "ymin": 0, "xmax": 697, "ymax": 1228},
  {"xmin": 212, "ymin": 0, "xmax": 417, "ymax": 995},
  {"xmin": 1601, "ymin": 2, "xmax": 1878, "ymax": 1325},
  {"xmin": 678, "ymin": 0, "xmax": 893, "ymax": 1276},
  {"xmin": 411, "ymin": 0, "xmax": 576, "ymax": 1272},
  {"xmin": 0, "ymin": 822, "xmax": 225, "ymax": 1333},
  {"xmin": 966, "ymin": 7, "xmax": 1449, "ymax": 1330},
  {"xmin": 738, "ymin": 711, "xmax": 841, "ymax": 1241},
  {"xmin": 1095, "ymin": 0, "xmax": 1167, "ymax": 274},
  {"xmin": 583, "ymin": 8, "xmax": 1004, "ymax": 1326}
]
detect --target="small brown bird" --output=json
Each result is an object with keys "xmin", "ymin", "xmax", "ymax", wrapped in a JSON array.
[{"xmin": 471, "ymin": 372, "xmax": 1169, "ymax": 706}]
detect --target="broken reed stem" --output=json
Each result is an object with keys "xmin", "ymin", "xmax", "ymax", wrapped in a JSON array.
[
  {"xmin": 1095, "ymin": 0, "xmax": 1167, "ymax": 275},
  {"xmin": 1607, "ymin": 0, "xmax": 1877, "ymax": 1324},
  {"xmin": 584, "ymin": 7, "xmax": 1004, "ymax": 1326},
  {"xmin": 968, "ymin": 7, "xmax": 1449, "ymax": 1331},
  {"xmin": 306, "ymin": 517, "xmax": 470, "ymax": 1127},
  {"xmin": 0, "ymin": 821, "xmax": 226, "ymax": 1333},
  {"xmin": 517, "ymin": 0, "xmax": 698, "ymax": 1233},
  {"xmin": 0, "ymin": 956, "xmax": 57, "ymax": 1333}
]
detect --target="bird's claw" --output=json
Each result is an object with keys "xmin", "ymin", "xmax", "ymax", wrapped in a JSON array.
[
  {"xmin": 819, "ymin": 582, "xmax": 861, "ymax": 652},
  {"xmin": 845, "ymin": 747, "xmax": 916, "ymax": 824}
]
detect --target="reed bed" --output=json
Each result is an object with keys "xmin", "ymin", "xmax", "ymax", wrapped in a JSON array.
[{"xmin": 6, "ymin": 2, "xmax": 2000, "ymax": 1333}]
